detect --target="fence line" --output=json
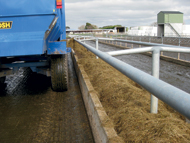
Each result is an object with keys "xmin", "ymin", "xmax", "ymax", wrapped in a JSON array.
[{"xmin": 75, "ymin": 36, "xmax": 190, "ymax": 121}]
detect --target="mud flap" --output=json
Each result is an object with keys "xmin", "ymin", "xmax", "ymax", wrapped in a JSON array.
[{"xmin": 47, "ymin": 41, "xmax": 71, "ymax": 55}]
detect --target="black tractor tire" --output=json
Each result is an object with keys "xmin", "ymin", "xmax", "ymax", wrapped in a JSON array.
[
  {"xmin": 51, "ymin": 55, "xmax": 68, "ymax": 91},
  {"xmin": 0, "ymin": 77, "xmax": 6, "ymax": 84}
]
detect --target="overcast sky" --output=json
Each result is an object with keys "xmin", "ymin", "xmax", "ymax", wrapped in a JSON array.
[{"xmin": 65, "ymin": 0, "xmax": 190, "ymax": 29}]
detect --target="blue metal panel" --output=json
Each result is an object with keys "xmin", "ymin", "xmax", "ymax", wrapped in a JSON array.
[
  {"xmin": 0, "ymin": 15, "xmax": 55, "ymax": 57},
  {"xmin": 0, "ymin": 0, "xmax": 68, "ymax": 58},
  {"xmin": 0, "ymin": 31, "xmax": 44, "ymax": 42},
  {"xmin": 60, "ymin": 3, "xmax": 66, "ymax": 40},
  {"xmin": 0, "ymin": 15, "xmax": 55, "ymax": 33},
  {"xmin": 0, "ymin": 0, "xmax": 56, "ymax": 17},
  {"xmin": 0, "ymin": 41, "xmax": 43, "ymax": 57},
  {"xmin": 47, "ymin": 25, "xmax": 61, "ymax": 42}
]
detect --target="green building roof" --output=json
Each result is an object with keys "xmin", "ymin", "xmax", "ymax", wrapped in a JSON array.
[
  {"xmin": 157, "ymin": 11, "xmax": 183, "ymax": 24},
  {"xmin": 159, "ymin": 11, "xmax": 183, "ymax": 14}
]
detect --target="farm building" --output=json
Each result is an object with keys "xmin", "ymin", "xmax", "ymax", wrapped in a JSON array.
[
  {"xmin": 128, "ymin": 11, "xmax": 190, "ymax": 37},
  {"xmin": 157, "ymin": 11, "xmax": 184, "ymax": 37}
]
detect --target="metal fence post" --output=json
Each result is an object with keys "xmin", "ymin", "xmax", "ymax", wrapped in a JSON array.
[
  {"xmin": 178, "ymin": 37, "xmax": 181, "ymax": 60},
  {"xmin": 96, "ymin": 38, "xmax": 99, "ymax": 59},
  {"xmin": 151, "ymin": 49, "xmax": 160, "ymax": 114},
  {"xmin": 84, "ymin": 37, "xmax": 85, "ymax": 43},
  {"xmin": 178, "ymin": 53, "xmax": 180, "ymax": 60}
]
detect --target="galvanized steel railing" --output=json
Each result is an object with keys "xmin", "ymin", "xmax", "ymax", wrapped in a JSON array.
[
  {"xmin": 104, "ymin": 34, "xmax": 190, "ymax": 48},
  {"xmin": 100, "ymin": 38, "xmax": 190, "ymax": 62},
  {"xmin": 74, "ymin": 36, "xmax": 190, "ymax": 121}
]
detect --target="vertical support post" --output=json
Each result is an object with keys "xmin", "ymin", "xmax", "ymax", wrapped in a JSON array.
[
  {"xmin": 125, "ymin": 43, "xmax": 127, "ymax": 47},
  {"xmin": 178, "ymin": 53, "xmax": 180, "ymax": 60},
  {"xmin": 149, "ymin": 36, "xmax": 150, "ymax": 43},
  {"xmin": 96, "ymin": 38, "xmax": 99, "ymax": 59},
  {"xmin": 84, "ymin": 37, "xmax": 85, "ymax": 44},
  {"xmin": 151, "ymin": 49, "xmax": 160, "ymax": 114},
  {"xmin": 131, "ymin": 44, "xmax": 133, "ymax": 49},
  {"xmin": 178, "ymin": 37, "xmax": 181, "ymax": 60}
]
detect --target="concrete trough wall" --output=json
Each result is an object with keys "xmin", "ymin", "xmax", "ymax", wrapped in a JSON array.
[{"xmin": 71, "ymin": 50, "xmax": 123, "ymax": 143}]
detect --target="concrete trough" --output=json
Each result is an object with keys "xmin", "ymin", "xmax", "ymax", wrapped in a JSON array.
[{"xmin": 71, "ymin": 50, "xmax": 124, "ymax": 143}]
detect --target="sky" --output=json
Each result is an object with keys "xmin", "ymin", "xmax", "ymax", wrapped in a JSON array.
[{"xmin": 65, "ymin": 0, "xmax": 190, "ymax": 30}]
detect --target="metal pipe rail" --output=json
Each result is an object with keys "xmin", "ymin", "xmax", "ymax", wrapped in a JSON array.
[
  {"xmin": 98, "ymin": 37, "xmax": 190, "ymax": 48},
  {"xmin": 107, "ymin": 46, "xmax": 190, "ymax": 56},
  {"xmin": 77, "ymin": 36, "xmax": 190, "ymax": 113},
  {"xmin": 107, "ymin": 46, "xmax": 190, "ymax": 114},
  {"xmin": 75, "ymin": 39, "xmax": 190, "ymax": 120}
]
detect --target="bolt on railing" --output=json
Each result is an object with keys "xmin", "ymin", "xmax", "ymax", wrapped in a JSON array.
[{"xmin": 76, "ymin": 36, "xmax": 190, "ymax": 121}]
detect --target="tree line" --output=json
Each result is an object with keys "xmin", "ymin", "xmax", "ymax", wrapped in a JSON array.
[{"xmin": 78, "ymin": 22, "xmax": 124, "ymax": 30}]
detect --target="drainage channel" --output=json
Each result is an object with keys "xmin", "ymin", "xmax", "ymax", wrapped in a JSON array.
[{"xmin": 0, "ymin": 53, "xmax": 94, "ymax": 143}]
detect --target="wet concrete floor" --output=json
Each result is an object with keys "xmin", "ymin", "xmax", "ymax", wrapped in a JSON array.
[
  {"xmin": 0, "ymin": 54, "xmax": 94, "ymax": 143},
  {"xmin": 86, "ymin": 41, "xmax": 190, "ymax": 94}
]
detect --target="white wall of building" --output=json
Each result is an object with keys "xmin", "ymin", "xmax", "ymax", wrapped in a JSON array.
[
  {"xmin": 183, "ymin": 25, "xmax": 190, "ymax": 35},
  {"xmin": 128, "ymin": 26, "xmax": 157, "ymax": 36},
  {"xmin": 164, "ymin": 23, "xmax": 183, "ymax": 37},
  {"xmin": 128, "ymin": 24, "xmax": 190, "ymax": 37}
]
